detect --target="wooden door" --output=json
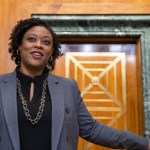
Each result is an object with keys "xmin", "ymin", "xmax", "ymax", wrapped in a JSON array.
[{"xmin": 52, "ymin": 40, "xmax": 144, "ymax": 150}]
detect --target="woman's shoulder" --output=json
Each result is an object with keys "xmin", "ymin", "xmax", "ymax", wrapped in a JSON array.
[
  {"xmin": 48, "ymin": 73, "xmax": 77, "ymax": 86},
  {"xmin": 0, "ymin": 71, "xmax": 16, "ymax": 81}
]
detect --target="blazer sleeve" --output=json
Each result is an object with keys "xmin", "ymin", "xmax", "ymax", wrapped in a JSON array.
[{"xmin": 71, "ymin": 80, "xmax": 149, "ymax": 150}]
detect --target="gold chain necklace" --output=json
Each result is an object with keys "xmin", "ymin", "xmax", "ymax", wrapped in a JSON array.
[{"xmin": 17, "ymin": 78, "xmax": 47, "ymax": 125}]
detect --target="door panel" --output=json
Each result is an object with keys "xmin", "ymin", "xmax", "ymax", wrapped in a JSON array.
[
  {"xmin": 65, "ymin": 52, "xmax": 126, "ymax": 127},
  {"xmin": 52, "ymin": 43, "xmax": 144, "ymax": 150}
]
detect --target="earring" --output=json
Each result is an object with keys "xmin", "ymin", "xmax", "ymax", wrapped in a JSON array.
[
  {"xmin": 17, "ymin": 49, "xmax": 20, "ymax": 56},
  {"xmin": 16, "ymin": 49, "xmax": 21, "ymax": 66},
  {"xmin": 49, "ymin": 56, "xmax": 53, "ymax": 62},
  {"xmin": 46, "ymin": 64, "xmax": 52, "ymax": 71},
  {"xmin": 46, "ymin": 56, "xmax": 53, "ymax": 71}
]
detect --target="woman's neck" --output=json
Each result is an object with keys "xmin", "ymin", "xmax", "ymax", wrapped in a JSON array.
[{"xmin": 19, "ymin": 67, "xmax": 44, "ymax": 78}]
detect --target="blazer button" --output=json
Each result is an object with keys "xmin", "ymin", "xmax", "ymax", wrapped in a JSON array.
[
  {"xmin": 67, "ymin": 136, "xmax": 69, "ymax": 142},
  {"xmin": 65, "ymin": 108, "xmax": 69, "ymax": 114}
]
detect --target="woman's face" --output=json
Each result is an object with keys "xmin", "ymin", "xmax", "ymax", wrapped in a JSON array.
[{"xmin": 19, "ymin": 26, "xmax": 53, "ymax": 72}]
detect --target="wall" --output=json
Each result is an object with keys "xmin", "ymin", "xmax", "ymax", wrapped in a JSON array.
[{"xmin": 1, "ymin": 0, "xmax": 150, "ymax": 74}]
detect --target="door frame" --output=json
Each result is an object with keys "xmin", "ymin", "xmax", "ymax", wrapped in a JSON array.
[{"xmin": 33, "ymin": 14, "xmax": 150, "ymax": 137}]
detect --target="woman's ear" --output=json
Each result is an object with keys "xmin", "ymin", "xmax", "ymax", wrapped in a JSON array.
[
  {"xmin": 18, "ymin": 43, "xmax": 23, "ymax": 52},
  {"xmin": 18, "ymin": 44, "xmax": 22, "ymax": 50},
  {"xmin": 52, "ymin": 47, "xmax": 54, "ymax": 53},
  {"xmin": 17, "ymin": 46, "xmax": 21, "ymax": 56}
]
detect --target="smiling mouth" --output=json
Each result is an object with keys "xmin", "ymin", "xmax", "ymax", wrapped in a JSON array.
[{"xmin": 31, "ymin": 51, "xmax": 44, "ymax": 59}]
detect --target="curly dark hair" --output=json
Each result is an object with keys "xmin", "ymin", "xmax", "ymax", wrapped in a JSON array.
[{"xmin": 8, "ymin": 17, "xmax": 62, "ymax": 71}]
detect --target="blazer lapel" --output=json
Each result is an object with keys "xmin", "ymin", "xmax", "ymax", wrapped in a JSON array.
[
  {"xmin": 1, "ymin": 72, "xmax": 20, "ymax": 150},
  {"xmin": 1, "ymin": 72, "xmax": 65, "ymax": 150},
  {"xmin": 48, "ymin": 74, "xmax": 65, "ymax": 150}
]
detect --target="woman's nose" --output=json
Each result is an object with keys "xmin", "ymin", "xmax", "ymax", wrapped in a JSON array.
[{"xmin": 35, "ymin": 40, "xmax": 42, "ymax": 48}]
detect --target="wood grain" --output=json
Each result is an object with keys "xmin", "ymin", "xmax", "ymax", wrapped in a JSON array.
[{"xmin": 1, "ymin": 0, "xmax": 150, "ymax": 73}]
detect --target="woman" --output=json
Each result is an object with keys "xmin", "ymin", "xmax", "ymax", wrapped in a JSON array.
[{"xmin": 0, "ymin": 18, "xmax": 149, "ymax": 150}]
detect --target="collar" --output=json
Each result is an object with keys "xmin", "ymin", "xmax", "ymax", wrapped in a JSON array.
[{"xmin": 16, "ymin": 67, "xmax": 49, "ymax": 86}]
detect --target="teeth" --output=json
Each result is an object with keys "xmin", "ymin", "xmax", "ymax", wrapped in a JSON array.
[{"xmin": 33, "ymin": 52, "xmax": 42, "ymax": 56}]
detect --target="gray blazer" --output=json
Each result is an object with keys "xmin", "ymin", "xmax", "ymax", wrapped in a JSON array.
[{"xmin": 0, "ymin": 71, "xmax": 149, "ymax": 150}]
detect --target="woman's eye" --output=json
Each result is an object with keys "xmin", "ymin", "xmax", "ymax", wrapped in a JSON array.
[
  {"xmin": 43, "ymin": 40, "xmax": 50, "ymax": 45},
  {"xmin": 28, "ymin": 37, "xmax": 36, "ymax": 42}
]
